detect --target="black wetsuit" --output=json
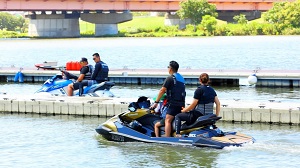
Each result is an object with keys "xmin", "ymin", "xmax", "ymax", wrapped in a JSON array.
[
  {"xmin": 73, "ymin": 66, "xmax": 91, "ymax": 90},
  {"xmin": 175, "ymin": 85, "xmax": 217, "ymax": 135},
  {"xmin": 163, "ymin": 73, "xmax": 186, "ymax": 117},
  {"xmin": 91, "ymin": 61, "xmax": 109, "ymax": 83},
  {"xmin": 78, "ymin": 61, "xmax": 109, "ymax": 95}
]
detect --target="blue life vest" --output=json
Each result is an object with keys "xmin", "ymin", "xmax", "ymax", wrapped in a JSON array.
[
  {"xmin": 95, "ymin": 61, "xmax": 109, "ymax": 82},
  {"xmin": 84, "ymin": 64, "xmax": 93, "ymax": 80},
  {"xmin": 166, "ymin": 73, "xmax": 186, "ymax": 106},
  {"xmin": 195, "ymin": 85, "xmax": 216, "ymax": 115}
]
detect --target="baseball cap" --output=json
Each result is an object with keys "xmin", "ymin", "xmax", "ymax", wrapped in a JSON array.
[{"xmin": 79, "ymin": 57, "xmax": 88, "ymax": 63}]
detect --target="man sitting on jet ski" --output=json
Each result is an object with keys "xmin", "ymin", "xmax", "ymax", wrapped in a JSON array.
[
  {"xmin": 74, "ymin": 52, "xmax": 109, "ymax": 96},
  {"xmin": 63, "ymin": 57, "xmax": 93, "ymax": 96},
  {"xmin": 174, "ymin": 73, "xmax": 221, "ymax": 137},
  {"xmin": 153, "ymin": 94, "xmax": 168, "ymax": 137}
]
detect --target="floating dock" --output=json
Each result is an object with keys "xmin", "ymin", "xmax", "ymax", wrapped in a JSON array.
[
  {"xmin": 0, "ymin": 93, "xmax": 299, "ymax": 125},
  {"xmin": 0, "ymin": 67, "xmax": 300, "ymax": 87}
]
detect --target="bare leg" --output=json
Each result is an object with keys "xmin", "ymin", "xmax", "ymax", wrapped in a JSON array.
[
  {"xmin": 154, "ymin": 122, "xmax": 162, "ymax": 137},
  {"xmin": 165, "ymin": 114, "xmax": 174, "ymax": 137},
  {"xmin": 67, "ymin": 84, "xmax": 74, "ymax": 96}
]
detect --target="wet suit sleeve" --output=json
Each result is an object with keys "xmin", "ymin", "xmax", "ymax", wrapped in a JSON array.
[
  {"xmin": 77, "ymin": 66, "xmax": 89, "ymax": 82},
  {"xmin": 162, "ymin": 76, "xmax": 173, "ymax": 89},
  {"xmin": 91, "ymin": 63, "xmax": 102, "ymax": 80},
  {"xmin": 193, "ymin": 87, "xmax": 204, "ymax": 100},
  {"xmin": 80, "ymin": 66, "xmax": 89, "ymax": 74}
]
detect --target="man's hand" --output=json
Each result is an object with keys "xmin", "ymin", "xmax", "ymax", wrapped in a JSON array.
[{"xmin": 150, "ymin": 102, "xmax": 158, "ymax": 109}]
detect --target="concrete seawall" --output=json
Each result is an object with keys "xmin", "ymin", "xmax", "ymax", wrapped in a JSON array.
[{"xmin": 1, "ymin": 93, "xmax": 299, "ymax": 125}]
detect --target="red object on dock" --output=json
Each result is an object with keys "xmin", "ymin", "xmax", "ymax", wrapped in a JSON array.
[
  {"xmin": 66, "ymin": 61, "xmax": 81, "ymax": 70},
  {"xmin": 66, "ymin": 61, "xmax": 72, "ymax": 70},
  {"xmin": 74, "ymin": 61, "xmax": 81, "ymax": 70}
]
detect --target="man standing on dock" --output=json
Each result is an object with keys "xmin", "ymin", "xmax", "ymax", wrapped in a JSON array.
[{"xmin": 151, "ymin": 61, "xmax": 186, "ymax": 137}]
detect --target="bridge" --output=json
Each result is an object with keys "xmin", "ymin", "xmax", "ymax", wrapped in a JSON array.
[
  {"xmin": 0, "ymin": 0, "xmax": 283, "ymax": 11},
  {"xmin": 0, "ymin": 0, "xmax": 291, "ymax": 37}
]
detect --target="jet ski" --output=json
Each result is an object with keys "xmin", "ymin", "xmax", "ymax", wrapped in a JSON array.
[
  {"xmin": 96, "ymin": 97, "xmax": 255, "ymax": 149},
  {"xmin": 35, "ymin": 74, "xmax": 115, "ymax": 97}
]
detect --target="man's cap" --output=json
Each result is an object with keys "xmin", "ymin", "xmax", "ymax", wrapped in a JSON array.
[{"xmin": 80, "ymin": 57, "xmax": 88, "ymax": 62}]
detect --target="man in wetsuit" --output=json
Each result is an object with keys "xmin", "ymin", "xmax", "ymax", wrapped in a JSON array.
[
  {"xmin": 151, "ymin": 60, "xmax": 186, "ymax": 137},
  {"xmin": 75, "ymin": 53, "xmax": 109, "ymax": 96},
  {"xmin": 90, "ymin": 53, "xmax": 109, "ymax": 83},
  {"xmin": 66, "ymin": 57, "xmax": 92, "ymax": 96}
]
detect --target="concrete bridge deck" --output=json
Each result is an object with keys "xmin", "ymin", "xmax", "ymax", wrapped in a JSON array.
[
  {"xmin": 0, "ymin": 0, "xmax": 292, "ymax": 11},
  {"xmin": 0, "ymin": 93, "xmax": 299, "ymax": 125},
  {"xmin": 1, "ymin": 0, "xmax": 294, "ymax": 37},
  {"xmin": 0, "ymin": 67, "xmax": 300, "ymax": 87}
]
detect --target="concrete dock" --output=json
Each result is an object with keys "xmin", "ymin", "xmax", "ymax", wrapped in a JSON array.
[
  {"xmin": 0, "ymin": 67, "xmax": 300, "ymax": 87},
  {"xmin": 0, "ymin": 93, "xmax": 299, "ymax": 125}
]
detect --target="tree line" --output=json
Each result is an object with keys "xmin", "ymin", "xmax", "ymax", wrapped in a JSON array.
[
  {"xmin": 1, "ymin": 0, "xmax": 300, "ymax": 37},
  {"xmin": 0, "ymin": 12, "xmax": 26, "ymax": 32},
  {"xmin": 176, "ymin": 0, "xmax": 300, "ymax": 36}
]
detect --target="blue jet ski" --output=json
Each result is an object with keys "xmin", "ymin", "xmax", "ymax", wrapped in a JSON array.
[
  {"xmin": 35, "ymin": 74, "xmax": 115, "ymax": 97},
  {"xmin": 96, "ymin": 97, "xmax": 255, "ymax": 149}
]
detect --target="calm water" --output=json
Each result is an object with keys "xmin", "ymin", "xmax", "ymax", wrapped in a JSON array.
[
  {"xmin": 1, "ymin": 36, "xmax": 299, "ymax": 102},
  {"xmin": 0, "ymin": 82, "xmax": 299, "ymax": 104},
  {"xmin": 0, "ymin": 36, "xmax": 300, "ymax": 167},
  {"xmin": 0, "ymin": 113, "xmax": 299, "ymax": 168},
  {"xmin": 0, "ymin": 36, "xmax": 299, "ymax": 70}
]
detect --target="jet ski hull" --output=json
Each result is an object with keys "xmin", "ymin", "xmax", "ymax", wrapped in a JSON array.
[{"xmin": 96, "ymin": 110, "xmax": 255, "ymax": 149}]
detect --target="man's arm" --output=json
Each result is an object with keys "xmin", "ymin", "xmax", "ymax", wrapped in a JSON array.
[
  {"xmin": 154, "ymin": 87, "xmax": 167, "ymax": 103},
  {"xmin": 77, "ymin": 66, "xmax": 89, "ymax": 82},
  {"xmin": 91, "ymin": 63, "xmax": 101, "ymax": 80},
  {"xmin": 181, "ymin": 99, "xmax": 199, "ymax": 112},
  {"xmin": 214, "ymin": 96, "xmax": 220, "ymax": 116},
  {"xmin": 76, "ymin": 74, "xmax": 85, "ymax": 82}
]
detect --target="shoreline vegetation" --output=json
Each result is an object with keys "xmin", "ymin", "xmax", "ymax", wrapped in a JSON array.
[
  {"xmin": 1, "ymin": 16, "xmax": 300, "ymax": 38},
  {"xmin": 1, "ymin": 15, "xmax": 300, "ymax": 39},
  {"xmin": 1, "ymin": 0, "xmax": 300, "ymax": 39}
]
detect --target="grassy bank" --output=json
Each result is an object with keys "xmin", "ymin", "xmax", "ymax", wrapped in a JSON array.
[
  {"xmin": 80, "ymin": 16, "xmax": 300, "ymax": 37},
  {"xmin": 1, "ymin": 16, "xmax": 300, "ymax": 38}
]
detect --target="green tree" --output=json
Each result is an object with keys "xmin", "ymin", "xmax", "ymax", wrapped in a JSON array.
[
  {"xmin": 201, "ymin": 15, "xmax": 217, "ymax": 36},
  {"xmin": 177, "ymin": 0, "xmax": 217, "ymax": 31},
  {"xmin": 263, "ymin": 0, "xmax": 300, "ymax": 29},
  {"xmin": 0, "ymin": 12, "xmax": 25, "ymax": 31},
  {"xmin": 233, "ymin": 14, "xmax": 248, "ymax": 24}
]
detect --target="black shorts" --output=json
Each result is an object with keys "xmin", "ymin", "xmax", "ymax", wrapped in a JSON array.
[
  {"xmin": 160, "ymin": 118, "xmax": 165, "ymax": 126},
  {"xmin": 166, "ymin": 105, "xmax": 182, "ymax": 117},
  {"xmin": 73, "ymin": 81, "xmax": 89, "ymax": 90}
]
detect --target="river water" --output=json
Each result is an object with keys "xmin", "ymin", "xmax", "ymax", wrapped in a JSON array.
[
  {"xmin": 0, "ymin": 113, "xmax": 299, "ymax": 168},
  {"xmin": 0, "ymin": 36, "xmax": 299, "ymax": 70},
  {"xmin": 0, "ymin": 36, "xmax": 300, "ymax": 167}
]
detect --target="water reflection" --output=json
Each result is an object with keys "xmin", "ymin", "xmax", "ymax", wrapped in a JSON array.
[
  {"xmin": 96, "ymin": 137, "xmax": 220, "ymax": 168},
  {"xmin": 0, "ymin": 112, "xmax": 300, "ymax": 168}
]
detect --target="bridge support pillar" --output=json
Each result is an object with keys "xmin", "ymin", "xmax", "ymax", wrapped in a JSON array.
[
  {"xmin": 80, "ymin": 12, "xmax": 132, "ymax": 36},
  {"xmin": 28, "ymin": 11, "xmax": 80, "ymax": 38},
  {"xmin": 164, "ymin": 13, "xmax": 191, "ymax": 29},
  {"xmin": 217, "ymin": 11, "xmax": 262, "ymax": 22}
]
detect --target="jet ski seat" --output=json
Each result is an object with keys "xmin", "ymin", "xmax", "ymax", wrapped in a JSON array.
[
  {"xmin": 99, "ymin": 81, "xmax": 115, "ymax": 90},
  {"xmin": 156, "ymin": 114, "xmax": 221, "ymax": 134},
  {"xmin": 180, "ymin": 114, "xmax": 222, "ymax": 131}
]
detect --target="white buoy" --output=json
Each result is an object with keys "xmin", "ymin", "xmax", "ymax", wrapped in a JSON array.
[{"xmin": 248, "ymin": 74, "xmax": 257, "ymax": 85}]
